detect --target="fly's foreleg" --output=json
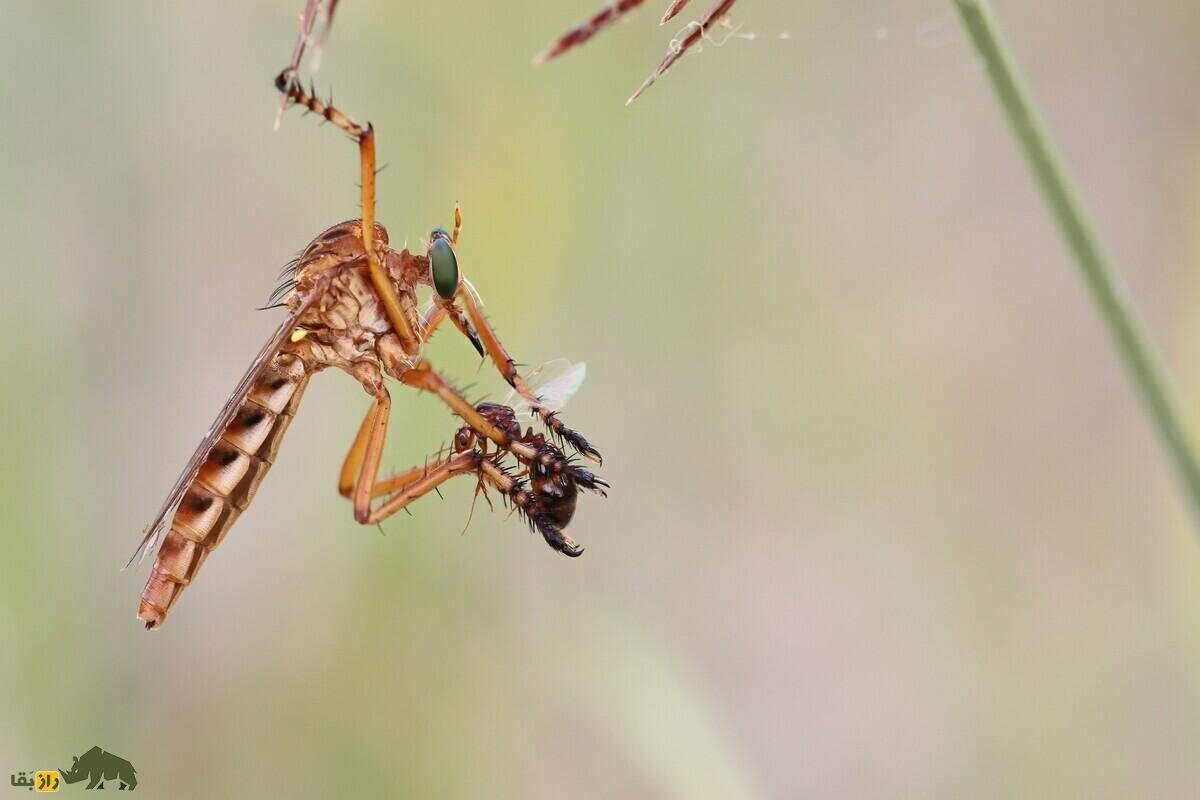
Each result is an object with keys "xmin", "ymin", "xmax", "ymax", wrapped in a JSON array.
[
  {"xmin": 399, "ymin": 361, "xmax": 539, "ymax": 462},
  {"xmin": 273, "ymin": 73, "xmax": 419, "ymax": 353},
  {"xmin": 455, "ymin": 282, "xmax": 602, "ymax": 463},
  {"xmin": 418, "ymin": 295, "xmax": 484, "ymax": 358}
]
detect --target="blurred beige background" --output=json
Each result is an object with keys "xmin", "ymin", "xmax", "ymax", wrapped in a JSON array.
[{"xmin": 2, "ymin": 1, "xmax": 1200, "ymax": 797}]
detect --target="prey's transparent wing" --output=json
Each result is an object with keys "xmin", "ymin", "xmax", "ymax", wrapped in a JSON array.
[{"xmin": 505, "ymin": 359, "xmax": 587, "ymax": 422}]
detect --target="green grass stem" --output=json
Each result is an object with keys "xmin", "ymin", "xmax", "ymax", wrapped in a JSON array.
[{"xmin": 953, "ymin": 0, "xmax": 1200, "ymax": 526}]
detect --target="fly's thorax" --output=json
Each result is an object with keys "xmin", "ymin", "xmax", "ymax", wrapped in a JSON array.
[
  {"xmin": 285, "ymin": 224, "xmax": 431, "ymax": 385},
  {"xmin": 384, "ymin": 247, "xmax": 433, "ymax": 293},
  {"xmin": 377, "ymin": 334, "xmax": 421, "ymax": 378},
  {"xmin": 289, "ymin": 267, "xmax": 391, "ymax": 365},
  {"xmin": 287, "ymin": 247, "xmax": 429, "ymax": 385},
  {"xmin": 297, "ymin": 219, "xmax": 389, "ymax": 270}
]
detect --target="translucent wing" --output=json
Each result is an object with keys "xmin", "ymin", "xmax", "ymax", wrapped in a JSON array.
[
  {"xmin": 505, "ymin": 359, "xmax": 587, "ymax": 422},
  {"xmin": 126, "ymin": 280, "xmax": 327, "ymax": 568}
]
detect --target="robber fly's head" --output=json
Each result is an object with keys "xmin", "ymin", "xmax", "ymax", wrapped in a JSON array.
[
  {"xmin": 427, "ymin": 227, "xmax": 460, "ymax": 302},
  {"xmin": 424, "ymin": 214, "xmax": 486, "ymax": 358}
]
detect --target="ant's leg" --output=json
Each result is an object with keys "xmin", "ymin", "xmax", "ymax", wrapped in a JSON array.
[
  {"xmin": 274, "ymin": 77, "xmax": 419, "ymax": 353},
  {"xmin": 453, "ymin": 281, "xmax": 601, "ymax": 462}
]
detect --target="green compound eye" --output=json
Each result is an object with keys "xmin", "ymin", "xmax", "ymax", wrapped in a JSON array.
[{"xmin": 429, "ymin": 231, "xmax": 459, "ymax": 301}]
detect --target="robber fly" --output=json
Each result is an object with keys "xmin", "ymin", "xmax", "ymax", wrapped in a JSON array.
[{"xmin": 130, "ymin": 12, "xmax": 604, "ymax": 629}]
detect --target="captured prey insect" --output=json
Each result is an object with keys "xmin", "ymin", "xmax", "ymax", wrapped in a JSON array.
[
  {"xmin": 536, "ymin": 0, "xmax": 740, "ymax": 103},
  {"xmin": 389, "ymin": 401, "xmax": 609, "ymax": 558},
  {"xmin": 130, "ymin": 32, "xmax": 605, "ymax": 630}
]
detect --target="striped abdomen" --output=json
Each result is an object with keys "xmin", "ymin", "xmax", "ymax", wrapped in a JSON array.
[{"xmin": 138, "ymin": 351, "xmax": 311, "ymax": 629}]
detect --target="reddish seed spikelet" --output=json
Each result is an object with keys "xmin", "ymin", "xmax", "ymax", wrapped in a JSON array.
[{"xmin": 536, "ymin": 0, "xmax": 741, "ymax": 102}]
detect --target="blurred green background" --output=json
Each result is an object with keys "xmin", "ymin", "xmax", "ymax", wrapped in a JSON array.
[{"xmin": 2, "ymin": 1, "xmax": 1200, "ymax": 796}]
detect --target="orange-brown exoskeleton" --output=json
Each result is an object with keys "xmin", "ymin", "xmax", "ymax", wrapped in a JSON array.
[{"xmin": 130, "ymin": 29, "xmax": 604, "ymax": 630}]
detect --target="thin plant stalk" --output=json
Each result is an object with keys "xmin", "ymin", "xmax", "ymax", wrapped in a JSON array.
[{"xmin": 952, "ymin": 0, "xmax": 1200, "ymax": 524}]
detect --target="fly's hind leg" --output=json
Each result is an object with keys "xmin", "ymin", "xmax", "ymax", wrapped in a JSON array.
[
  {"xmin": 336, "ymin": 406, "xmax": 490, "ymax": 527},
  {"xmin": 336, "ymin": 372, "xmax": 535, "ymax": 525},
  {"xmin": 336, "ymin": 389, "xmax": 471, "ymax": 525},
  {"xmin": 362, "ymin": 451, "xmax": 484, "ymax": 525},
  {"xmin": 336, "ymin": 388, "xmax": 392, "ymax": 523},
  {"xmin": 273, "ymin": 72, "xmax": 419, "ymax": 353}
]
